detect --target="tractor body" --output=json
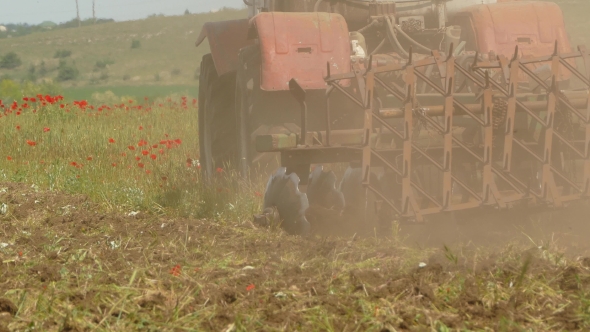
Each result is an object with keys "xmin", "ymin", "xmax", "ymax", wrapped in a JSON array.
[{"xmin": 197, "ymin": 0, "xmax": 590, "ymax": 234}]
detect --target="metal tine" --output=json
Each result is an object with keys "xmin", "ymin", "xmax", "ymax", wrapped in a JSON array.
[
  {"xmin": 553, "ymin": 40, "xmax": 559, "ymax": 56},
  {"xmin": 512, "ymin": 45, "xmax": 519, "ymax": 62},
  {"xmin": 475, "ymin": 70, "xmax": 490, "ymax": 101},
  {"xmin": 446, "ymin": 42, "xmax": 454, "ymax": 61},
  {"xmin": 471, "ymin": 51, "xmax": 479, "ymax": 70},
  {"xmin": 446, "ymin": 76, "xmax": 454, "ymax": 97},
  {"xmin": 367, "ymin": 55, "xmax": 373, "ymax": 72},
  {"xmin": 325, "ymin": 61, "xmax": 331, "ymax": 80},
  {"xmin": 408, "ymin": 46, "xmax": 413, "ymax": 65}
]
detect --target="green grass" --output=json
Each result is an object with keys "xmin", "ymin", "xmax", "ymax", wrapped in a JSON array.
[
  {"xmin": 0, "ymin": 8, "xmax": 246, "ymax": 88},
  {"xmin": 63, "ymin": 84, "xmax": 197, "ymax": 102}
]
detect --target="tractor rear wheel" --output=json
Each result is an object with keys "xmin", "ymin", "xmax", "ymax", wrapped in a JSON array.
[
  {"xmin": 235, "ymin": 46, "xmax": 298, "ymax": 177},
  {"xmin": 198, "ymin": 54, "xmax": 238, "ymax": 176}
]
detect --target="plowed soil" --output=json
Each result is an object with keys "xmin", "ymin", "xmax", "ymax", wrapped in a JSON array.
[{"xmin": 1, "ymin": 182, "xmax": 590, "ymax": 331}]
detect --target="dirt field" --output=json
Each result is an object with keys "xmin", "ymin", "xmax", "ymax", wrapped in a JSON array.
[{"xmin": 1, "ymin": 182, "xmax": 590, "ymax": 331}]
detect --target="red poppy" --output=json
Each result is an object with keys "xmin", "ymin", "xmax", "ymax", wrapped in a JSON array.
[
  {"xmin": 60, "ymin": 104, "xmax": 65, "ymax": 109},
  {"xmin": 152, "ymin": 144, "xmax": 158, "ymax": 148},
  {"xmin": 150, "ymin": 154, "xmax": 157, "ymax": 160},
  {"xmin": 145, "ymin": 170, "xmax": 152, "ymax": 174},
  {"xmin": 23, "ymin": 97, "xmax": 29, "ymax": 101},
  {"xmin": 69, "ymin": 162, "xmax": 78, "ymax": 167},
  {"xmin": 254, "ymin": 191, "xmax": 263, "ymax": 198},
  {"xmin": 135, "ymin": 156, "xmax": 141, "ymax": 161},
  {"xmin": 246, "ymin": 284, "xmax": 256, "ymax": 291},
  {"xmin": 108, "ymin": 138, "xmax": 116, "ymax": 143},
  {"xmin": 141, "ymin": 150, "xmax": 149, "ymax": 156},
  {"xmin": 139, "ymin": 126, "xmax": 143, "ymax": 130},
  {"xmin": 120, "ymin": 152, "xmax": 127, "ymax": 157},
  {"xmin": 111, "ymin": 163, "xmax": 117, "ymax": 167},
  {"xmin": 161, "ymin": 176, "xmax": 168, "ymax": 181},
  {"xmin": 138, "ymin": 139, "xmax": 148, "ymax": 147},
  {"xmin": 6, "ymin": 156, "xmax": 12, "ymax": 161},
  {"xmin": 216, "ymin": 167, "xmax": 223, "ymax": 173},
  {"xmin": 128, "ymin": 146, "xmax": 136, "ymax": 151},
  {"xmin": 15, "ymin": 125, "xmax": 20, "ymax": 130},
  {"xmin": 43, "ymin": 127, "xmax": 50, "ymax": 132},
  {"xmin": 26, "ymin": 140, "xmax": 36, "ymax": 146},
  {"xmin": 87, "ymin": 156, "xmax": 93, "ymax": 161},
  {"xmin": 169, "ymin": 265, "xmax": 181, "ymax": 276},
  {"xmin": 174, "ymin": 139, "xmax": 182, "ymax": 145},
  {"xmin": 137, "ymin": 163, "xmax": 144, "ymax": 168}
]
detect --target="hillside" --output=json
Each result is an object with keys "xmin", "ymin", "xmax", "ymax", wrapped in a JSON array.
[
  {"xmin": 0, "ymin": 8, "xmax": 247, "ymax": 89},
  {"xmin": 0, "ymin": 0, "xmax": 588, "ymax": 97}
]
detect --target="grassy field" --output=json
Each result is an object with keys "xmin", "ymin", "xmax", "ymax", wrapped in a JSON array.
[
  {"xmin": 0, "ymin": 2, "xmax": 590, "ymax": 331},
  {"xmin": 0, "ymin": 94, "xmax": 590, "ymax": 331},
  {"xmin": 0, "ymin": 8, "xmax": 246, "ymax": 88}
]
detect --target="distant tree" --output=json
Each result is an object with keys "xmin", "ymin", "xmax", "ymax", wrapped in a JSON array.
[
  {"xmin": 131, "ymin": 39, "xmax": 141, "ymax": 49},
  {"xmin": 57, "ymin": 63, "xmax": 79, "ymax": 81},
  {"xmin": 0, "ymin": 52, "xmax": 22, "ymax": 69},
  {"xmin": 38, "ymin": 61, "xmax": 47, "ymax": 76},
  {"xmin": 184, "ymin": 9, "xmax": 190, "ymax": 15},
  {"xmin": 54, "ymin": 49, "xmax": 72, "ymax": 58},
  {"xmin": 26, "ymin": 64, "xmax": 37, "ymax": 82}
]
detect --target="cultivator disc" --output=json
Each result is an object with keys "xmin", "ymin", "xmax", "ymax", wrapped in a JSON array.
[{"xmin": 261, "ymin": 167, "xmax": 310, "ymax": 235}]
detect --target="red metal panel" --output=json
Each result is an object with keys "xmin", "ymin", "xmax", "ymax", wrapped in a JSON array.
[
  {"xmin": 195, "ymin": 19, "xmax": 253, "ymax": 76},
  {"xmin": 458, "ymin": 2, "xmax": 572, "ymax": 56},
  {"xmin": 252, "ymin": 12, "xmax": 351, "ymax": 91}
]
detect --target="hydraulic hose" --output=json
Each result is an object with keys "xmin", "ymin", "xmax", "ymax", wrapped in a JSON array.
[
  {"xmin": 385, "ymin": 17, "xmax": 409, "ymax": 58},
  {"xmin": 391, "ymin": 22, "xmax": 432, "ymax": 54},
  {"xmin": 314, "ymin": 0, "xmax": 324, "ymax": 12}
]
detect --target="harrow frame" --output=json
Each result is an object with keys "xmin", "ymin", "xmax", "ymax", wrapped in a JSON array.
[{"xmin": 256, "ymin": 43, "xmax": 590, "ymax": 222}]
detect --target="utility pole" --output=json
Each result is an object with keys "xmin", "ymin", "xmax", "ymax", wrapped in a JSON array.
[
  {"xmin": 93, "ymin": 0, "xmax": 96, "ymax": 24},
  {"xmin": 75, "ymin": 0, "xmax": 81, "ymax": 27}
]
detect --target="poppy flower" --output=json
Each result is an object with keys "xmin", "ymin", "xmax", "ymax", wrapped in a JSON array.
[
  {"xmin": 6, "ymin": 156, "xmax": 12, "ymax": 161},
  {"xmin": 87, "ymin": 156, "xmax": 93, "ymax": 161},
  {"xmin": 128, "ymin": 146, "xmax": 136, "ymax": 151},
  {"xmin": 246, "ymin": 284, "xmax": 256, "ymax": 291},
  {"xmin": 169, "ymin": 265, "xmax": 181, "ymax": 276},
  {"xmin": 254, "ymin": 191, "xmax": 263, "ymax": 198},
  {"xmin": 15, "ymin": 125, "xmax": 20, "ymax": 130},
  {"xmin": 145, "ymin": 170, "xmax": 152, "ymax": 174},
  {"xmin": 138, "ymin": 163, "xmax": 144, "ymax": 168},
  {"xmin": 174, "ymin": 139, "xmax": 182, "ymax": 145},
  {"xmin": 161, "ymin": 176, "xmax": 168, "ymax": 181},
  {"xmin": 26, "ymin": 140, "xmax": 36, "ymax": 146},
  {"xmin": 120, "ymin": 152, "xmax": 127, "ymax": 157},
  {"xmin": 216, "ymin": 167, "xmax": 223, "ymax": 173},
  {"xmin": 141, "ymin": 150, "xmax": 149, "ymax": 156},
  {"xmin": 69, "ymin": 162, "xmax": 78, "ymax": 167},
  {"xmin": 152, "ymin": 144, "xmax": 158, "ymax": 149},
  {"xmin": 135, "ymin": 156, "xmax": 141, "ymax": 161},
  {"xmin": 108, "ymin": 138, "xmax": 116, "ymax": 143},
  {"xmin": 111, "ymin": 163, "xmax": 117, "ymax": 167},
  {"xmin": 150, "ymin": 154, "xmax": 157, "ymax": 160},
  {"xmin": 139, "ymin": 126, "xmax": 143, "ymax": 130},
  {"xmin": 43, "ymin": 127, "xmax": 50, "ymax": 132}
]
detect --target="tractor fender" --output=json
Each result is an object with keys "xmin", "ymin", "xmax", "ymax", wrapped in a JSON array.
[
  {"xmin": 196, "ymin": 19, "xmax": 253, "ymax": 76},
  {"xmin": 249, "ymin": 12, "xmax": 351, "ymax": 91}
]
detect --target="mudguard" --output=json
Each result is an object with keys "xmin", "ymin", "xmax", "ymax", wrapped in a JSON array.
[
  {"xmin": 249, "ymin": 12, "xmax": 351, "ymax": 91},
  {"xmin": 196, "ymin": 19, "xmax": 253, "ymax": 76}
]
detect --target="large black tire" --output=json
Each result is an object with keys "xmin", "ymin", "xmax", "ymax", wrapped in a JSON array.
[
  {"xmin": 235, "ymin": 46, "xmax": 293, "ymax": 177},
  {"xmin": 198, "ymin": 54, "xmax": 238, "ymax": 176}
]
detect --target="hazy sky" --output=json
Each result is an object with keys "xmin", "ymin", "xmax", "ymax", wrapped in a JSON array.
[{"xmin": 0, "ymin": 0, "xmax": 245, "ymax": 25}]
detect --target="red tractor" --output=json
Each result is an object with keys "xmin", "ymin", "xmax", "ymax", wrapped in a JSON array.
[{"xmin": 197, "ymin": 0, "xmax": 590, "ymax": 235}]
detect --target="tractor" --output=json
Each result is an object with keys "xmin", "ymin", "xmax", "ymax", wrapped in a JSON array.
[{"xmin": 196, "ymin": 0, "xmax": 590, "ymax": 235}]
